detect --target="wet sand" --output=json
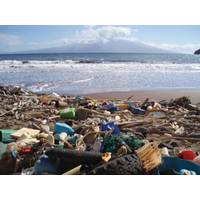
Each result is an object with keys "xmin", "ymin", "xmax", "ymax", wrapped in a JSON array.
[{"xmin": 87, "ymin": 88, "xmax": 200, "ymax": 103}]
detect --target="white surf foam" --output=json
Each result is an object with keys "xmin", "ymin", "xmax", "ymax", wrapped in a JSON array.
[{"xmin": 1, "ymin": 60, "xmax": 200, "ymax": 73}]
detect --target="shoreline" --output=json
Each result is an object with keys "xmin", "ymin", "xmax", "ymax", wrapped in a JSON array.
[
  {"xmin": 2, "ymin": 84, "xmax": 200, "ymax": 103},
  {"xmin": 86, "ymin": 88, "xmax": 200, "ymax": 103}
]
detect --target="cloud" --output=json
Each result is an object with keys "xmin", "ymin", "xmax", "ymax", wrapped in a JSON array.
[
  {"xmin": 0, "ymin": 33, "xmax": 23, "ymax": 46},
  {"xmin": 62, "ymin": 26, "xmax": 198, "ymax": 54},
  {"xmin": 64, "ymin": 26, "xmax": 137, "ymax": 44},
  {"xmin": 1, "ymin": 26, "xmax": 198, "ymax": 54},
  {"xmin": 146, "ymin": 42, "xmax": 200, "ymax": 54},
  {"xmin": 65, "ymin": 26, "xmax": 198, "ymax": 54}
]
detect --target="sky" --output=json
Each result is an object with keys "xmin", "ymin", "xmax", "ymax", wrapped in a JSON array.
[{"xmin": 0, "ymin": 25, "xmax": 199, "ymax": 54}]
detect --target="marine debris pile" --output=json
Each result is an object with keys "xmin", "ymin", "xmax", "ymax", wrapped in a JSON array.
[{"xmin": 1, "ymin": 85, "xmax": 200, "ymax": 175}]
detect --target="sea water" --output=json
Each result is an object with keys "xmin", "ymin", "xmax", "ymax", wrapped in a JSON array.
[{"xmin": 0, "ymin": 53, "xmax": 200, "ymax": 94}]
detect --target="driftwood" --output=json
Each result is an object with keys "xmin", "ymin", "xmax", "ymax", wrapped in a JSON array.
[
  {"xmin": 172, "ymin": 136, "xmax": 200, "ymax": 141},
  {"xmin": 120, "ymin": 120, "xmax": 153, "ymax": 128}
]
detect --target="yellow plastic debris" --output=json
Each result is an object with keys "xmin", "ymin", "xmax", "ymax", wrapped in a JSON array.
[{"xmin": 102, "ymin": 152, "xmax": 112, "ymax": 162}]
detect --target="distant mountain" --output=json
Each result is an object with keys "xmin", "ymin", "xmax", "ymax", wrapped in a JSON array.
[
  {"xmin": 20, "ymin": 39, "xmax": 171, "ymax": 54},
  {"xmin": 194, "ymin": 48, "xmax": 200, "ymax": 55}
]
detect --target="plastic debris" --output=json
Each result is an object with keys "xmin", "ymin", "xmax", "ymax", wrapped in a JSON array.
[
  {"xmin": 1, "ymin": 85, "xmax": 200, "ymax": 175},
  {"xmin": 62, "ymin": 165, "xmax": 82, "ymax": 175},
  {"xmin": 179, "ymin": 169, "xmax": 196, "ymax": 175},
  {"xmin": 175, "ymin": 126, "xmax": 184, "ymax": 135},
  {"xmin": 60, "ymin": 108, "xmax": 76, "ymax": 120},
  {"xmin": 101, "ymin": 102, "xmax": 118, "ymax": 112},
  {"xmin": 0, "ymin": 142, "xmax": 6, "ymax": 159},
  {"xmin": 130, "ymin": 107, "xmax": 146, "ymax": 115},
  {"xmin": 11, "ymin": 128, "xmax": 40, "ymax": 139},
  {"xmin": 136, "ymin": 142, "xmax": 162, "ymax": 172},
  {"xmin": 101, "ymin": 122, "xmax": 120, "ymax": 135},
  {"xmin": 54, "ymin": 122, "xmax": 74, "ymax": 135},
  {"xmin": 161, "ymin": 147, "xmax": 169, "ymax": 156},
  {"xmin": 33, "ymin": 155, "xmax": 57, "ymax": 175},
  {"xmin": 177, "ymin": 150, "xmax": 196, "ymax": 161},
  {"xmin": 0, "ymin": 129, "xmax": 16, "ymax": 143}
]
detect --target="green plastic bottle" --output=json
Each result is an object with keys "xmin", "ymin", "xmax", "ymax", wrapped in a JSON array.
[{"xmin": 60, "ymin": 108, "xmax": 76, "ymax": 120}]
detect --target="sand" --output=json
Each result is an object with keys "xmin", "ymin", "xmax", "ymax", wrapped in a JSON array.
[{"xmin": 87, "ymin": 88, "xmax": 200, "ymax": 103}]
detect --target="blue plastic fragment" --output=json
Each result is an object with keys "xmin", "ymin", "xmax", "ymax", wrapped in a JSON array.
[
  {"xmin": 11, "ymin": 150, "xmax": 17, "ymax": 159},
  {"xmin": 101, "ymin": 122, "xmax": 120, "ymax": 135},
  {"xmin": 179, "ymin": 169, "xmax": 196, "ymax": 175},
  {"xmin": 102, "ymin": 103, "xmax": 118, "ymax": 112},
  {"xmin": 54, "ymin": 122, "xmax": 74, "ymax": 136},
  {"xmin": 156, "ymin": 156, "xmax": 200, "ymax": 175},
  {"xmin": 33, "ymin": 155, "xmax": 57, "ymax": 175},
  {"xmin": 75, "ymin": 96, "xmax": 85, "ymax": 101},
  {"xmin": 130, "ymin": 107, "xmax": 146, "ymax": 115}
]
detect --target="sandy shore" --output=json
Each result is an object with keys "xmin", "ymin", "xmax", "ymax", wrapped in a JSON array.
[{"xmin": 87, "ymin": 88, "xmax": 200, "ymax": 103}]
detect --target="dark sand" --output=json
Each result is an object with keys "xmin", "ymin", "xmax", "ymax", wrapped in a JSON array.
[{"xmin": 87, "ymin": 88, "xmax": 200, "ymax": 103}]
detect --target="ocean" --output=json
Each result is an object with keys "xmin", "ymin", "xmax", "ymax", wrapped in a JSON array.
[{"xmin": 0, "ymin": 53, "xmax": 200, "ymax": 94}]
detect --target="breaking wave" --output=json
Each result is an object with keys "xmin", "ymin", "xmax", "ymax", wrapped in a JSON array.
[
  {"xmin": 0, "ymin": 54, "xmax": 200, "ymax": 94},
  {"xmin": 26, "ymin": 77, "xmax": 94, "ymax": 93},
  {"xmin": 0, "ymin": 59, "xmax": 200, "ymax": 72}
]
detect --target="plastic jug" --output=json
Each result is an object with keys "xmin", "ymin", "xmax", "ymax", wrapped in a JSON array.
[{"xmin": 54, "ymin": 122, "xmax": 74, "ymax": 136}]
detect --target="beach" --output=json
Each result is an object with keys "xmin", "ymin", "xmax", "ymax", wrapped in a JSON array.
[
  {"xmin": 1, "ymin": 85, "xmax": 200, "ymax": 175},
  {"xmin": 88, "ymin": 88, "xmax": 200, "ymax": 103}
]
